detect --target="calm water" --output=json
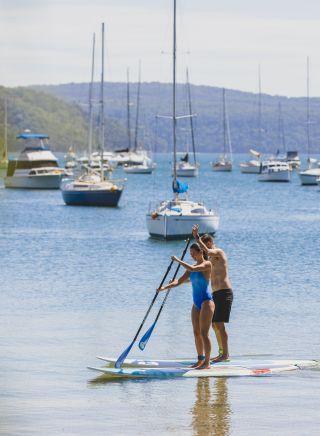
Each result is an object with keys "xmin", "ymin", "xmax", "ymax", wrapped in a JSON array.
[{"xmin": 1, "ymin": 154, "xmax": 319, "ymax": 435}]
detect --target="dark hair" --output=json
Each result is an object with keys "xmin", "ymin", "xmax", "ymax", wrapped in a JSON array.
[
  {"xmin": 201, "ymin": 234, "xmax": 214, "ymax": 244},
  {"xmin": 190, "ymin": 243, "xmax": 208, "ymax": 260}
]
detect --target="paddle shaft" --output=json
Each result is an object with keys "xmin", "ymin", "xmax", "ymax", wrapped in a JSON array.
[
  {"xmin": 115, "ymin": 238, "xmax": 190, "ymax": 367},
  {"xmin": 139, "ymin": 238, "xmax": 191, "ymax": 349}
]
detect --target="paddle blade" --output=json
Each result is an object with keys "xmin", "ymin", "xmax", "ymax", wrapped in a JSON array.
[
  {"xmin": 139, "ymin": 322, "xmax": 156, "ymax": 350},
  {"xmin": 115, "ymin": 342, "xmax": 133, "ymax": 368}
]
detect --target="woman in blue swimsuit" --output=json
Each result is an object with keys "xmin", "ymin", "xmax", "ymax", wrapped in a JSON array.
[{"xmin": 159, "ymin": 243, "xmax": 215, "ymax": 369}]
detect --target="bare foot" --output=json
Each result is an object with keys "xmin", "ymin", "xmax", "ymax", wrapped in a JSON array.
[
  {"xmin": 189, "ymin": 359, "xmax": 204, "ymax": 368},
  {"xmin": 194, "ymin": 361, "xmax": 211, "ymax": 370},
  {"xmin": 211, "ymin": 354, "xmax": 229, "ymax": 363}
]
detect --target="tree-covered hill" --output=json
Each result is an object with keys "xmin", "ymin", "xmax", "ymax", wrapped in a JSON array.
[
  {"xmin": 32, "ymin": 82, "xmax": 320, "ymax": 154},
  {"xmin": 1, "ymin": 82, "xmax": 320, "ymax": 154},
  {"xmin": 0, "ymin": 86, "xmax": 126, "ymax": 153}
]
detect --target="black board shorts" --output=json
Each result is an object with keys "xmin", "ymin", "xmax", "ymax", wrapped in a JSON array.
[{"xmin": 212, "ymin": 288, "xmax": 233, "ymax": 323}]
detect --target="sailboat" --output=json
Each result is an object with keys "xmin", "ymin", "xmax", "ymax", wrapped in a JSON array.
[
  {"xmin": 175, "ymin": 69, "xmax": 199, "ymax": 177},
  {"xmin": 124, "ymin": 63, "xmax": 156, "ymax": 174},
  {"xmin": 0, "ymin": 99, "xmax": 8, "ymax": 170},
  {"xmin": 146, "ymin": 0, "xmax": 219, "ymax": 239},
  {"xmin": 240, "ymin": 65, "xmax": 263, "ymax": 174},
  {"xmin": 212, "ymin": 88, "xmax": 233, "ymax": 172},
  {"xmin": 299, "ymin": 57, "xmax": 320, "ymax": 185},
  {"xmin": 61, "ymin": 24, "xmax": 125, "ymax": 206}
]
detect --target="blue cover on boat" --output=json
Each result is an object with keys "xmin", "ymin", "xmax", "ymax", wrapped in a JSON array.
[
  {"xmin": 17, "ymin": 133, "xmax": 49, "ymax": 139},
  {"xmin": 172, "ymin": 179, "xmax": 188, "ymax": 194}
]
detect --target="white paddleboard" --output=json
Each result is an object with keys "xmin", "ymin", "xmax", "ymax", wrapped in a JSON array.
[
  {"xmin": 88, "ymin": 364, "xmax": 299, "ymax": 378},
  {"xmin": 96, "ymin": 356, "xmax": 318, "ymax": 369}
]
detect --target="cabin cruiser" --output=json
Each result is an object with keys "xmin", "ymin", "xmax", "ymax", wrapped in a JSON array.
[
  {"xmin": 5, "ymin": 132, "xmax": 69, "ymax": 189},
  {"xmin": 257, "ymin": 160, "xmax": 290, "ymax": 182}
]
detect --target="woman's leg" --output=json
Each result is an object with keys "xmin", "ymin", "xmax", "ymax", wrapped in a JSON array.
[
  {"xmin": 191, "ymin": 304, "xmax": 204, "ymax": 367},
  {"xmin": 196, "ymin": 300, "xmax": 215, "ymax": 369}
]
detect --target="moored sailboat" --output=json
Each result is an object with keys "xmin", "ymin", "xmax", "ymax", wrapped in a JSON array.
[
  {"xmin": 212, "ymin": 88, "xmax": 233, "ymax": 172},
  {"xmin": 146, "ymin": 0, "xmax": 219, "ymax": 239},
  {"xmin": 61, "ymin": 24, "xmax": 125, "ymax": 206},
  {"xmin": 299, "ymin": 57, "xmax": 320, "ymax": 185}
]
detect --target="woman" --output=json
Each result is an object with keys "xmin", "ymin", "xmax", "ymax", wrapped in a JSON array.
[{"xmin": 159, "ymin": 243, "xmax": 215, "ymax": 369}]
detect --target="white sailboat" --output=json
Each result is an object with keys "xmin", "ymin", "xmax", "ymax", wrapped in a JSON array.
[
  {"xmin": 299, "ymin": 57, "xmax": 320, "ymax": 185},
  {"xmin": 124, "ymin": 63, "xmax": 156, "ymax": 174},
  {"xmin": 175, "ymin": 69, "xmax": 199, "ymax": 177},
  {"xmin": 146, "ymin": 0, "xmax": 219, "ymax": 239},
  {"xmin": 212, "ymin": 88, "xmax": 233, "ymax": 172},
  {"xmin": 61, "ymin": 25, "xmax": 125, "ymax": 206},
  {"xmin": 240, "ymin": 65, "xmax": 263, "ymax": 174}
]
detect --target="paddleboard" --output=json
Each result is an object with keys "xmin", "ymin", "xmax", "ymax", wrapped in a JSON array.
[
  {"xmin": 88, "ymin": 364, "xmax": 298, "ymax": 378},
  {"xmin": 96, "ymin": 356, "xmax": 318, "ymax": 369}
]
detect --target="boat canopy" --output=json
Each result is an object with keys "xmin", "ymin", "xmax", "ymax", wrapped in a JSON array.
[
  {"xmin": 249, "ymin": 149, "xmax": 260, "ymax": 158},
  {"xmin": 180, "ymin": 153, "xmax": 189, "ymax": 162},
  {"xmin": 17, "ymin": 133, "xmax": 49, "ymax": 140},
  {"xmin": 172, "ymin": 179, "xmax": 188, "ymax": 194}
]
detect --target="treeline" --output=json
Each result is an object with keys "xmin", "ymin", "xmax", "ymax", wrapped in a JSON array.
[
  {"xmin": 1, "ymin": 82, "xmax": 320, "ymax": 153},
  {"xmin": 32, "ymin": 82, "xmax": 320, "ymax": 154}
]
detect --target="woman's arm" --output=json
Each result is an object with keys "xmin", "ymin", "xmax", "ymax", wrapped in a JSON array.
[
  {"xmin": 158, "ymin": 270, "xmax": 190, "ymax": 291},
  {"xmin": 172, "ymin": 256, "xmax": 211, "ymax": 273}
]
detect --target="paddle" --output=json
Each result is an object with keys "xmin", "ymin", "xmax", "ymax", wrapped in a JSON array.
[
  {"xmin": 114, "ymin": 238, "xmax": 190, "ymax": 368},
  {"xmin": 139, "ymin": 238, "xmax": 191, "ymax": 351}
]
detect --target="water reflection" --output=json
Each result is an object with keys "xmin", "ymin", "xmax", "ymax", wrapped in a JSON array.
[{"xmin": 191, "ymin": 378, "xmax": 230, "ymax": 436}]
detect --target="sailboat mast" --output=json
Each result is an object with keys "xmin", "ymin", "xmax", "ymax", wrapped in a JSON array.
[
  {"xmin": 88, "ymin": 33, "xmax": 95, "ymax": 159},
  {"xmin": 306, "ymin": 56, "xmax": 310, "ymax": 160},
  {"xmin": 100, "ymin": 22, "xmax": 105, "ymax": 181},
  {"xmin": 222, "ymin": 88, "xmax": 227, "ymax": 158},
  {"xmin": 127, "ymin": 67, "xmax": 132, "ymax": 151},
  {"xmin": 278, "ymin": 101, "xmax": 286, "ymax": 152},
  {"xmin": 186, "ymin": 68, "xmax": 196, "ymax": 165},
  {"xmin": 4, "ymin": 99, "xmax": 8, "ymax": 160},
  {"xmin": 258, "ymin": 64, "xmax": 262, "ymax": 150},
  {"xmin": 173, "ymin": 0, "xmax": 177, "ymax": 185},
  {"xmin": 134, "ymin": 61, "xmax": 141, "ymax": 152}
]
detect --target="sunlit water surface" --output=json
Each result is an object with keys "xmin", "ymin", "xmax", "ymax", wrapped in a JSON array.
[{"xmin": 1, "ymin": 154, "xmax": 319, "ymax": 435}]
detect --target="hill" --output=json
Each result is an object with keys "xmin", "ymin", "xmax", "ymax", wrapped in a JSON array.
[{"xmin": 32, "ymin": 81, "xmax": 320, "ymax": 154}]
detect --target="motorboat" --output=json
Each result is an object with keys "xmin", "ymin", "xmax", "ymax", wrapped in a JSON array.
[
  {"xmin": 299, "ymin": 158, "xmax": 320, "ymax": 185},
  {"xmin": 257, "ymin": 160, "xmax": 290, "ymax": 182},
  {"xmin": 5, "ymin": 132, "xmax": 68, "ymax": 189}
]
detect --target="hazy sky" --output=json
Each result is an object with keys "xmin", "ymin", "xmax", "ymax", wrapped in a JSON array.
[{"xmin": 1, "ymin": 0, "xmax": 320, "ymax": 96}]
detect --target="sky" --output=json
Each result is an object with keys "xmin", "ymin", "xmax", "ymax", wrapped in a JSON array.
[{"xmin": 2, "ymin": 0, "xmax": 320, "ymax": 96}]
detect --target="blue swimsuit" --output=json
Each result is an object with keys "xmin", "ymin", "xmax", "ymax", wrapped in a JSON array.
[{"xmin": 190, "ymin": 271, "xmax": 213, "ymax": 310}]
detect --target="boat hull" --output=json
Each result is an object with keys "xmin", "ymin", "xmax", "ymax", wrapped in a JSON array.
[
  {"xmin": 176, "ymin": 168, "xmax": 198, "ymax": 177},
  {"xmin": 212, "ymin": 164, "xmax": 232, "ymax": 172},
  {"xmin": 146, "ymin": 213, "xmax": 219, "ymax": 239},
  {"xmin": 61, "ymin": 187, "xmax": 123, "ymax": 207},
  {"xmin": 240, "ymin": 164, "xmax": 261, "ymax": 174},
  {"xmin": 4, "ymin": 174, "xmax": 62, "ymax": 189},
  {"xmin": 299, "ymin": 169, "xmax": 320, "ymax": 185},
  {"xmin": 258, "ymin": 170, "xmax": 290, "ymax": 182},
  {"xmin": 124, "ymin": 167, "xmax": 153, "ymax": 174}
]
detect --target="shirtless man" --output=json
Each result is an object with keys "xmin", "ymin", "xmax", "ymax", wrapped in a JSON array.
[{"xmin": 192, "ymin": 225, "xmax": 233, "ymax": 362}]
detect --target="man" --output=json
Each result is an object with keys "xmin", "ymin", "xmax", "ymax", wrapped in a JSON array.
[{"xmin": 192, "ymin": 225, "xmax": 233, "ymax": 362}]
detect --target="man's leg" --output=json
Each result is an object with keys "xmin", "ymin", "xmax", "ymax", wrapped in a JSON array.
[
  {"xmin": 212, "ymin": 323, "xmax": 224, "ymax": 359},
  {"xmin": 212, "ymin": 322, "xmax": 229, "ymax": 361}
]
